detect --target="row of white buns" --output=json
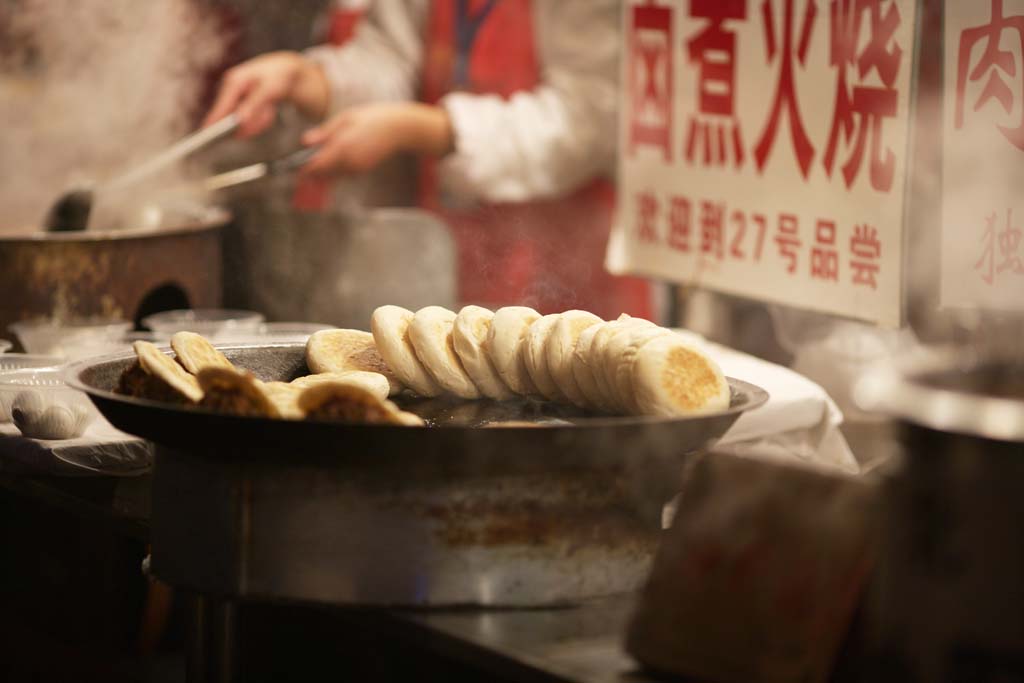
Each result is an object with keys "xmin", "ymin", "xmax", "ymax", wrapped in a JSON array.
[{"xmin": 306, "ymin": 305, "xmax": 730, "ymax": 417}]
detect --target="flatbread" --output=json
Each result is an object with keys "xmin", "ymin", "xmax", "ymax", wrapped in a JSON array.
[
  {"xmin": 371, "ymin": 305, "xmax": 443, "ymax": 397},
  {"xmin": 261, "ymin": 381, "xmax": 305, "ymax": 419},
  {"xmin": 591, "ymin": 317, "xmax": 655, "ymax": 412},
  {"xmin": 409, "ymin": 306, "xmax": 481, "ymax": 399},
  {"xmin": 571, "ymin": 323, "xmax": 615, "ymax": 412},
  {"xmin": 170, "ymin": 332, "xmax": 235, "ymax": 375},
  {"xmin": 545, "ymin": 310, "xmax": 602, "ymax": 408},
  {"xmin": 487, "ymin": 306, "xmax": 541, "ymax": 396},
  {"xmin": 289, "ymin": 370, "xmax": 390, "ymax": 402},
  {"xmin": 611, "ymin": 326, "xmax": 675, "ymax": 414},
  {"xmin": 523, "ymin": 314, "xmax": 567, "ymax": 402},
  {"xmin": 305, "ymin": 329, "xmax": 403, "ymax": 396},
  {"xmin": 196, "ymin": 367, "xmax": 282, "ymax": 418},
  {"xmin": 451, "ymin": 305, "xmax": 514, "ymax": 400},
  {"xmin": 131, "ymin": 341, "xmax": 203, "ymax": 403},
  {"xmin": 632, "ymin": 336, "xmax": 730, "ymax": 417},
  {"xmin": 298, "ymin": 381, "xmax": 424, "ymax": 426}
]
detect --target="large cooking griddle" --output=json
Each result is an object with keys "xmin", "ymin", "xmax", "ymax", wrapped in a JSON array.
[
  {"xmin": 67, "ymin": 343, "xmax": 769, "ymax": 606},
  {"xmin": 67, "ymin": 343, "xmax": 768, "ymax": 469}
]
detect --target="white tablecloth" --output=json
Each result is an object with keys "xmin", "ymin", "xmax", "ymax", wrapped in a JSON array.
[
  {"xmin": 0, "ymin": 418, "xmax": 151, "ymax": 476},
  {"xmin": 685, "ymin": 334, "xmax": 858, "ymax": 474}
]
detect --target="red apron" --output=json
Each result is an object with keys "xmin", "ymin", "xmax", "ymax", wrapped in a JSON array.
[
  {"xmin": 292, "ymin": 3, "xmax": 368, "ymax": 212},
  {"xmin": 420, "ymin": 0, "xmax": 651, "ymax": 319}
]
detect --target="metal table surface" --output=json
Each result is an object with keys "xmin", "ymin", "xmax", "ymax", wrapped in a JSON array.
[
  {"xmin": 394, "ymin": 594, "xmax": 649, "ymax": 683},
  {"xmin": 0, "ymin": 469, "xmax": 662, "ymax": 683}
]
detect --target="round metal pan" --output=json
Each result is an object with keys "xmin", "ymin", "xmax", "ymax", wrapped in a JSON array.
[
  {"xmin": 66, "ymin": 343, "xmax": 768, "ymax": 473},
  {"xmin": 66, "ymin": 343, "xmax": 769, "ymax": 606}
]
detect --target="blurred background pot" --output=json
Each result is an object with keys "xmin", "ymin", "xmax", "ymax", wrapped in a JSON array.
[
  {"xmin": 856, "ymin": 351, "xmax": 1024, "ymax": 682},
  {"xmin": 223, "ymin": 204, "xmax": 456, "ymax": 330},
  {"xmin": 0, "ymin": 205, "xmax": 227, "ymax": 349}
]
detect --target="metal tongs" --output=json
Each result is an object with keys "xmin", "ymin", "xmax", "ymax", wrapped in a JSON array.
[
  {"xmin": 45, "ymin": 114, "xmax": 242, "ymax": 232},
  {"xmin": 200, "ymin": 146, "xmax": 319, "ymax": 193},
  {"xmin": 44, "ymin": 114, "xmax": 321, "ymax": 232}
]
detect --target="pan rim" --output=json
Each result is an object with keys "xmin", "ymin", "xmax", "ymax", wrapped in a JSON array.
[
  {"xmin": 6, "ymin": 206, "xmax": 229, "ymax": 242},
  {"xmin": 64, "ymin": 342, "xmax": 769, "ymax": 432}
]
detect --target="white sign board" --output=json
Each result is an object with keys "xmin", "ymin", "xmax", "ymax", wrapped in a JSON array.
[
  {"xmin": 608, "ymin": 0, "xmax": 917, "ymax": 327},
  {"xmin": 942, "ymin": 2, "xmax": 1024, "ymax": 312}
]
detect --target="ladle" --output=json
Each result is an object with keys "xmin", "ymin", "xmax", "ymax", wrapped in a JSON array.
[{"xmin": 44, "ymin": 113, "xmax": 240, "ymax": 232}]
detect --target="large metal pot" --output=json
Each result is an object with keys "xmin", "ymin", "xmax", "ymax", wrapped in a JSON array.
[
  {"xmin": 0, "ymin": 206, "xmax": 228, "ymax": 341},
  {"xmin": 856, "ymin": 351, "xmax": 1024, "ymax": 682},
  {"xmin": 223, "ymin": 203, "xmax": 456, "ymax": 329}
]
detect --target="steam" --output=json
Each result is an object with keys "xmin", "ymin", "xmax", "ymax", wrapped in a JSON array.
[{"xmin": 0, "ymin": 0, "xmax": 227, "ymax": 233}]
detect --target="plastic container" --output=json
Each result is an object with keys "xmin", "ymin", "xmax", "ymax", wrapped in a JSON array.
[
  {"xmin": 121, "ymin": 331, "xmax": 167, "ymax": 345},
  {"xmin": 141, "ymin": 309, "xmax": 265, "ymax": 340},
  {"xmin": 8, "ymin": 318, "xmax": 133, "ymax": 358},
  {"xmin": 0, "ymin": 367, "xmax": 97, "ymax": 437},
  {"xmin": 245, "ymin": 322, "xmax": 335, "ymax": 343},
  {"xmin": 0, "ymin": 353, "xmax": 63, "ymax": 372}
]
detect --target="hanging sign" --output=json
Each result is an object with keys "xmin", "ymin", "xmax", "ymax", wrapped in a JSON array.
[
  {"xmin": 608, "ymin": 0, "xmax": 918, "ymax": 327},
  {"xmin": 942, "ymin": 1, "xmax": 1024, "ymax": 313}
]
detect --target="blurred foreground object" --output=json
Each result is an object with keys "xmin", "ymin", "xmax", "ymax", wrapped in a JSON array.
[{"xmin": 627, "ymin": 453, "xmax": 877, "ymax": 683}]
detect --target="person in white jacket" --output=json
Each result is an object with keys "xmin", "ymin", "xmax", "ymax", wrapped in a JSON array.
[{"xmin": 205, "ymin": 0, "xmax": 651, "ymax": 318}]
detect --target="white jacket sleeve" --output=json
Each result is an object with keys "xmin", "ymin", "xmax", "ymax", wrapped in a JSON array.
[
  {"xmin": 304, "ymin": 0, "xmax": 428, "ymax": 112},
  {"xmin": 439, "ymin": 0, "xmax": 620, "ymax": 203}
]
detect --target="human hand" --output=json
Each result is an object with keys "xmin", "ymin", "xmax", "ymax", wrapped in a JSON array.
[
  {"xmin": 298, "ymin": 102, "xmax": 453, "ymax": 177},
  {"xmin": 203, "ymin": 51, "xmax": 329, "ymax": 138}
]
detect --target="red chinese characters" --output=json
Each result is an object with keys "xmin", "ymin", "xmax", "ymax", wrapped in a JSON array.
[
  {"xmin": 811, "ymin": 219, "xmax": 839, "ymax": 281},
  {"xmin": 685, "ymin": 0, "xmax": 747, "ymax": 168},
  {"xmin": 668, "ymin": 196, "xmax": 692, "ymax": 251},
  {"xmin": 956, "ymin": 0, "xmax": 1024, "ymax": 151},
  {"xmin": 753, "ymin": 0, "xmax": 818, "ymax": 178},
  {"xmin": 998, "ymin": 211, "xmax": 1024, "ymax": 274},
  {"xmin": 774, "ymin": 213, "xmax": 801, "ymax": 273},
  {"xmin": 668, "ymin": 0, "xmax": 908, "ymax": 194},
  {"xmin": 726, "ymin": 211, "xmax": 769, "ymax": 261},
  {"xmin": 630, "ymin": 0, "xmax": 913, "ymax": 192},
  {"xmin": 700, "ymin": 200, "xmax": 727, "ymax": 258},
  {"xmin": 629, "ymin": 188, "xmax": 881, "ymax": 286},
  {"xmin": 823, "ymin": 0, "xmax": 902, "ymax": 191},
  {"xmin": 850, "ymin": 224, "xmax": 882, "ymax": 288},
  {"xmin": 637, "ymin": 191, "xmax": 660, "ymax": 244},
  {"xmin": 629, "ymin": 1, "xmax": 675, "ymax": 159},
  {"xmin": 975, "ymin": 208, "xmax": 1024, "ymax": 285}
]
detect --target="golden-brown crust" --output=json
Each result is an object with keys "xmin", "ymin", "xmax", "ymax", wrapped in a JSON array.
[
  {"xmin": 117, "ymin": 356, "xmax": 201, "ymax": 406},
  {"xmin": 289, "ymin": 371, "xmax": 390, "ymax": 401},
  {"xmin": 133, "ymin": 341, "xmax": 204, "ymax": 403},
  {"xmin": 118, "ymin": 342, "xmax": 202, "ymax": 405},
  {"xmin": 197, "ymin": 367, "xmax": 282, "ymax": 418},
  {"xmin": 298, "ymin": 381, "xmax": 423, "ymax": 426},
  {"xmin": 306, "ymin": 329, "xmax": 403, "ymax": 394},
  {"xmin": 261, "ymin": 381, "xmax": 304, "ymax": 419},
  {"xmin": 660, "ymin": 347, "xmax": 722, "ymax": 411},
  {"xmin": 171, "ymin": 332, "xmax": 235, "ymax": 375}
]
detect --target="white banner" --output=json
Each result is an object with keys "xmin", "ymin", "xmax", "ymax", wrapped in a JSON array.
[
  {"xmin": 608, "ymin": 0, "xmax": 917, "ymax": 328},
  {"xmin": 942, "ymin": 1, "xmax": 1024, "ymax": 312}
]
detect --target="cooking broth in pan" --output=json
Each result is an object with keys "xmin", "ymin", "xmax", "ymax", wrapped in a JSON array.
[{"xmin": 396, "ymin": 395, "xmax": 585, "ymax": 428}]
